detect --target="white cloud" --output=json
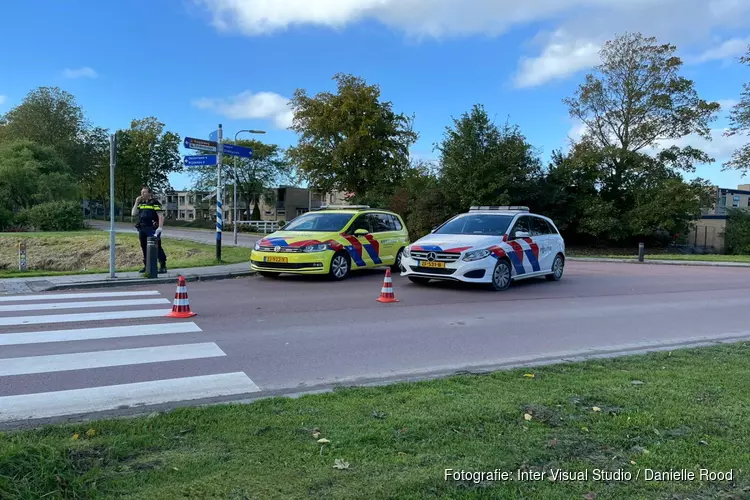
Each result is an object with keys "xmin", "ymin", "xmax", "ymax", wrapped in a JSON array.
[
  {"xmin": 62, "ymin": 67, "xmax": 98, "ymax": 79},
  {"xmin": 192, "ymin": 91, "xmax": 294, "ymax": 129},
  {"xmin": 567, "ymin": 119, "xmax": 745, "ymax": 162},
  {"xmin": 654, "ymin": 129, "xmax": 747, "ymax": 160},
  {"xmin": 195, "ymin": 0, "xmax": 750, "ymax": 88},
  {"xmin": 514, "ymin": 32, "xmax": 601, "ymax": 88},
  {"xmin": 0, "ymin": 95, "xmax": 6, "ymax": 105},
  {"xmin": 693, "ymin": 37, "xmax": 750, "ymax": 63}
]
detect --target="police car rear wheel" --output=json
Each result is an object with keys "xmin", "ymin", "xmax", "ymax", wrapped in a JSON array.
[
  {"xmin": 546, "ymin": 254, "xmax": 564, "ymax": 281},
  {"xmin": 489, "ymin": 260, "xmax": 512, "ymax": 291},
  {"xmin": 329, "ymin": 252, "xmax": 351, "ymax": 281}
]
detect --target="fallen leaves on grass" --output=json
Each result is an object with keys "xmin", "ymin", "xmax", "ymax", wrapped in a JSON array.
[
  {"xmin": 333, "ymin": 459, "xmax": 350, "ymax": 470},
  {"xmin": 583, "ymin": 493, "xmax": 597, "ymax": 500},
  {"xmin": 72, "ymin": 433, "xmax": 79, "ymax": 440},
  {"xmin": 523, "ymin": 373, "xmax": 535, "ymax": 378},
  {"xmin": 524, "ymin": 413, "xmax": 533, "ymax": 421},
  {"xmin": 317, "ymin": 438, "xmax": 331, "ymax": 444},
  {"xmin": 86, "ymin": 429, "xmax": 96, "ymax": 437},
  {"xmin": 592, "ymin": 407, "xmax": 601, "ymax": 412}
]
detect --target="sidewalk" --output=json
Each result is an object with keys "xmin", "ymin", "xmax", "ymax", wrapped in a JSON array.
[{"xmin": 0, "ymin": 263, "xmax": 254, "ymax": 295}]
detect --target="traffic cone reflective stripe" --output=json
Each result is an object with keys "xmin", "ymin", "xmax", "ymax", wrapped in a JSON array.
[
  {"xmin": 377, "ymin": 268, "xmax": 399, "ymax": 303},
  {"xmin": 166, "ymin": 275, "xmax": 197, "ymax": 318}
]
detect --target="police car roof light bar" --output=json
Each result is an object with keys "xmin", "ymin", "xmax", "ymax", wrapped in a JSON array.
[{"xmin": 469, "ymin": 206, "xmax": 530, "ymax": 212}]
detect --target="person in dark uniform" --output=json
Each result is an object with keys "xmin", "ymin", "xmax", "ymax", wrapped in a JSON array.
[{"xmin": 131, "ymin": 185, "xmax": 167, "ymax": 274}]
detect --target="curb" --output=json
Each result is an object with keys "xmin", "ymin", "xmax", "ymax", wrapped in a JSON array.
[
  {"xmin": 568, "ymin": 257, "xmax": 750, "ymax": 268},
  {"xmin": 45, "ymin": 271, "xmax": 257, "ymax": 291}
]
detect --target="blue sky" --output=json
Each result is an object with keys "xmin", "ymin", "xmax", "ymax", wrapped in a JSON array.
[{"xmin": 1, "ymin": 0, "xmax": 748, "ymax": 191}]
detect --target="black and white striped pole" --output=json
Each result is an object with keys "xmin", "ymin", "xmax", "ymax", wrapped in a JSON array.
[{"xmin": 216, "ymin": 124, "xmax": 223, "ymax": 262}]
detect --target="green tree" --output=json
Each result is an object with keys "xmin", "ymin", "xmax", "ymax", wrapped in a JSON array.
[
  {"xmin": 0, "ymin": 140, "xmax": 77, "ymax": 211},
  {"xmin": 724, "ymin": 45, "xmax": 750, "ymax": 174},
  {"xmin": 564, "ymin": 33, "xmax": 719, "ymax": 192},
  {"xmin": 287, "ymin": 73, "xmax": 418, "ymax": 203},
  {"xmin": 107, "ymin": 117, "xmax": 182, "ymax": 214},
  {"xmin": 0, "ymin": 87, "xmax": 96, "ymax": 179},
  {"xmin": 188, "ymin": 139, "xmax": 290, "ymax": 220},
  {"xmin": 437, "ymin": 104, "xmax": 542, "ymax": 211}
]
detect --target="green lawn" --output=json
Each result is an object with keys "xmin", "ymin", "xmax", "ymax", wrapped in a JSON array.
[
  {"xmin": 3, "ymin": 343, "xmax": 749, "ymax": 499},
  {"xmin": 0, "ymin": 231, "xmax": 250, "ymax": 278},
  {"xmin": 568, "ymin": 249, "xmax": 750, "ymax": 263}
]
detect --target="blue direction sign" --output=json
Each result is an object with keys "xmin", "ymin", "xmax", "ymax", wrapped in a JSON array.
[
  {"xmin": 184, "ymin": 154, "xmax": 217, "ymax": 167},
  {"xmin": 184, "ymin": 137, "xmax": 218, "ymax": 152},
  {"xmin": 221, "ymin": 143, "xmax": 253, "ymax": 158}
]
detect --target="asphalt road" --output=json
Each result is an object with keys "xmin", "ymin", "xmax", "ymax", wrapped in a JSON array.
[
  {"xmin": 86, "ymin": 220, "xmax": 261, "ymax": 247},
  {"xmin": 2, "ymin": 261, "xmax": 750, "ymax": 427}
]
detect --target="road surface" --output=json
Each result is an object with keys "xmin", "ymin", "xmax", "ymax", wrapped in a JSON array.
[
  {"xmin": 2, "ymin": 261, "xmax": 750, "ymax": 428},
  {"xmin": 86, "ymin": 220, "xmax": 261, "ymax": 247}
]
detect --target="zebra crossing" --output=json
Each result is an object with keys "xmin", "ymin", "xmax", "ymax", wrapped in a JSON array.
[{"xmin": 0, "ymin": 290, "xmax": 261, "ymax": 424}]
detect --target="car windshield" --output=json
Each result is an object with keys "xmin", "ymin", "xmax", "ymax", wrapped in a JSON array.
[
  {"xmin": 434, "ymin": 214, "xmax": 514, "ymax": 236},
  {"xmin": 281, "ymin": 212, "xmax": 354, "ymax": 232}
]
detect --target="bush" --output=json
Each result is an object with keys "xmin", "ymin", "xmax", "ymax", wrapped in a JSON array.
[
  {"xmin": 724, "ymin": 209, "xmax": 750, "ymax": 255},
  {"xmin": 0, "ymin": 208, "xmax": 13, "ymax": 231},
  {"xmin": 22, "ymin": 201, "xmax": 84, "ymax": 231}
]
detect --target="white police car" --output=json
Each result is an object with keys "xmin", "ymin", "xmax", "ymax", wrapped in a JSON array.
[{"xmin": 401, "ymin": 206, "xmax": 565, "ymax": 291}]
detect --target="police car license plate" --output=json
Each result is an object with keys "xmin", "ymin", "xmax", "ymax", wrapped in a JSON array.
[
  {"xmin": 419, "ymin": 261, "xmax": 445, "ymax": 269},
  {"xmin": 264, "ymin": 256, "xmax": 288, "ymax": 263}
]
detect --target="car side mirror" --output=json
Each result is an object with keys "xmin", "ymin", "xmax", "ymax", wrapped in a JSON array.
[
  {"xmin": 354, "ymin": 228, "xmax": 369, "ymax": 236},
  {"xmin": 514, "ymin": 231, "xmax": 531, "ymax": 239}
]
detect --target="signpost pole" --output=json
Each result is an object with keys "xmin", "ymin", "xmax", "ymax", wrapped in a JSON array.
[
  {"xmin": 109, "ymin": 133, "xmax": 117, "ymax": 278},
  {"xmin": 233, "ymin": 154, "xmax": 238, "ymax": 245},
  {"xmin": 216, "ymin": 124, "xmax": 223, "ymax": 262}
]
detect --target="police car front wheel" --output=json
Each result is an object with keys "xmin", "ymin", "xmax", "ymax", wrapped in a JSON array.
[{"xmin": 489, "ymin": 260, "xmax": 512, "ymax": 291}]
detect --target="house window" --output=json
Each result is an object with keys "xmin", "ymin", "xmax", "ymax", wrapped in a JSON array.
[
  {"xmin": 189, "ymin": 196, "xmax": 195, "ymax": 205},
  {"xmin": 179, "ymin": 196, "xmax": 186, "ymax": 206},
  {"xmin": 733, "ymin": 195, "xmax": 740, "ymax": 208},
  {"xmin": 179, "ymin": 210, "xmax": 186, "ymax": 219},
  {"xmin": 188, "ymin": 211, "xmax": 194, "ymax": 220}
]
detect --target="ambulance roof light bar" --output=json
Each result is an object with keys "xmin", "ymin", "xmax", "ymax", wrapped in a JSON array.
[{"xmin": 320, "ymin": 204, "xmax": 371, "ymax": 210}]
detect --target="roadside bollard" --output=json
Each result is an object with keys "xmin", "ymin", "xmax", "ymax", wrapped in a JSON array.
[
  {"xmin": 18, "ymin": 241, "xmax": 27, "ymax": 271},
  {"xmin": 638, "ymin": 242, "xmax": 645, "ymax": 263},
  {"xmin": 146, "ymin": 237, "xmax": 159, "ymax": 278}
]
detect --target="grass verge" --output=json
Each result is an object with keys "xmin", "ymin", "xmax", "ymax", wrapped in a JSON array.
[
  {"xmin": 0, "ymin": 231, "xmax": 250, "ymax": 278},
  {"xmin": 2, "ymin": 344, "xmax": 750, "ymax": 499},
  {"xmin": 568, "ymin": 249, "xmax": 750, "ymax": 263}
]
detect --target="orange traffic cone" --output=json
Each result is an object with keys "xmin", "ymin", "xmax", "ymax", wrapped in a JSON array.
[
  {"xmin": 165, "ymin": 275, "xmax": 197, "ymax": 318},
  {"xmin": 376, "ymin": 268, "xmax": 400, "ymax": 303}
]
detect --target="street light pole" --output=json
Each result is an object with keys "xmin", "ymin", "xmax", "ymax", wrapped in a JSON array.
[{"xmin": 233, "ymin": 129, "xmax": 266, "ymax": 245}]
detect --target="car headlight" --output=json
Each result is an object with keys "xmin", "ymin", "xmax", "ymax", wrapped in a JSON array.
[
  {"xmin": 302, "ymin": 243, "xmax": 329, "ymax": 253},
  {"xmin": 402, "ymin": 246, "xmax": 411, "ymax": 258},
  {"xmin": 254, "ymin": 241, "xmax": 261, "ymax": 251},
  {"xmin": 463, "ymin": 249, "xmax": 491, "ymax": 261}
]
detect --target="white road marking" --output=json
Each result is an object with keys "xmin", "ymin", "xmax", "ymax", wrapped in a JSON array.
[
  {"xmin": 0, "ymin": 372, "xmax": 261, "ymax": 422},
  {"xmin": 0, "ymin": 309, "xmax": 173, "ymax": 327},
  {"xmin": 0, "ymin": 298, "xmax": 170, "ymax": 312},
  {"xmin": 0, "ymin": 291, "xmax": 161, "ymax": 303},
  {"xmin": 0, "ymin": 342, "xmax": 225, "ymax": 376},
  {"xmin": 0, "ymin": 323, "xmax": 202, "ymax": 346}
]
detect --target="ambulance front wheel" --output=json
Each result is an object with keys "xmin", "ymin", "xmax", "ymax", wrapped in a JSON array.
[{"xmin": 329, "ymin": 252, "xmax": 351, "ymax": 281}]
